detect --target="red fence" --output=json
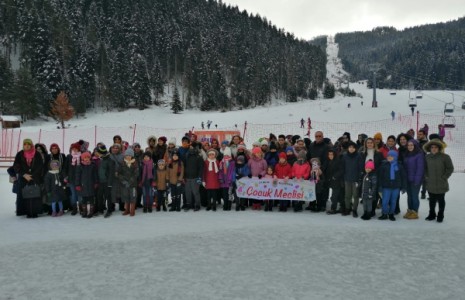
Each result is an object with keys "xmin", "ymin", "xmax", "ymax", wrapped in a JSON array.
[{"xmin": 1, "ymin": 113, "xmax": 464, "ymax": 172}]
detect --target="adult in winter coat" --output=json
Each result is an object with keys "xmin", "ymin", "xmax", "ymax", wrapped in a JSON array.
[
  {"xmin": 325, "ymin": 149, "xmax": 345, "ymax": 214},
  {"xmin": 402, "ymin": 139, "xmax": 425, "ymax": 220},
  {"xmin": 75, "ymin": 152, "xmax": 98, "ymax": 218},
  {"xmin": 184, "ymin": 146, "xmax": 204, "ymax": 211},
  {"xmin": 107, "ymin": 143, "xmax": 125, "ymax": 216},
  {"xmin": 95, "ymin": 145, "xmax": 112, "ymax": 216},
  {"xmin": 342, "ymin": 141, "xmax": 364, "ymax": 217},
  {"xmin": 118, "ymin": 147, "xmax": 139, "ymax": 216},
  {"xmin": 65, "ymin": 142, "xmax": 82, "ymax": 215},
  {"xmin": 13, "ymin": 138, "xmax": 44, "ymax": 218},
  {"xmin": 423, "ymin": 139, "xmax": 454, "ymax": 223},
  {"xmin": 360, "ymin": 137, "xmax": 384, "ymax": 216},
  {"xmin": 203, "ymin": 149, "xmax": 221, "ymax": 211}
]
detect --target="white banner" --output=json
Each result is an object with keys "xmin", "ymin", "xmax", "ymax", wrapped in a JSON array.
[{"xmin": 235, "ymin": 178, "xmax": 316, "ymax": 202}]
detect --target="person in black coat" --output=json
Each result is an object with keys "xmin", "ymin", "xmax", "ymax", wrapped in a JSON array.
[
  {"xmin": 75, "ymin": 152, "xmax": 98, "ymax": 218},
  {"xmin": 325, "ymin": 149, "xmax": 345, "ymax": 214},
  {"xmin": 13, "ymin": 138, "xmax": 44, "ymax": 218}
]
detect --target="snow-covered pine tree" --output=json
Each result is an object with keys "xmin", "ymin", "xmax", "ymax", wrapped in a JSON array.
[
  {"xmin": 50, "ymin": 91, "xmax": 74, "ymax": 128},
  {"xmin": 171, "ymin": 86, "xmax": 183, "ymax": 114}
]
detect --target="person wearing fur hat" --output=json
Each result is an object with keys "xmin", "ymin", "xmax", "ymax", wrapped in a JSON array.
[
  {"xmin": 360, "ymin": 160, "xmax": 377, "ymax": 220},
  {"xmin": 65, "ymin": 142, "xmax": 83, "ymax": 215},
  {"xmin": 423, "ymin": 139, "xmax": 454, "ymax": 223},
  {"xmin": 75, "ymin": 152, "xmax": 98, "ymax": 218},
  {"xmin": 145, "ymin": 135, "xmax": 157, "ymax": 155},
  {"xmin": 44, "ymin": 160, "xmax": 66, "ymax": 217},
  {"xmin": 13, "ymin": 138, "xmax": 44, "ymax": 218},
  {"xmin": 229, "ymin": 135, "xmax": 242, "ymax": 158},
  {"xmin": 291, "ymin": 150, "xmax": 310, "ymax": 212},
  {"xmin": 117, "ymin": 147, "xmax": 139, "ymax": 216},
  {"xmin": 219, "ymin": 147, "xmax": 235, "ymax": 211},
  {"xmin": 377, "ymin": 150, "xmax": 407, "ymax": 221},
  {"xmin": 342, "ymin": 141, "xmax": 364, "ymax": 217},
  {"xmin": 275, "ymin": 152, "xmax": 292, "ymax": 211},
  {"xmin": 203, "ymin": 149, "xmax": 221, "ymax": 211},
  {"xmin": 167, "ymin": 149, "xmax": 184, "ymax": 212},
  {"xmin": 248, "ymin": 147, "xmax": 268, "ymax": 210},
  {"xmin": 94, "ymin": 144, "xmax": 112, "ymax": 216}
]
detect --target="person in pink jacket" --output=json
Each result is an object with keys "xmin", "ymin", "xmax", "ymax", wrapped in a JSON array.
[
  {"xmin": 291, "ymin": 150, "xmax": 310, "ymax": 212},
  {"xmin": 247, "ymin": 147, "xmax": 268, "ymax": 210}
]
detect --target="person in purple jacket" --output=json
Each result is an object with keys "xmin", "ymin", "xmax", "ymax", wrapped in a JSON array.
[
  {"xmin": 402, "ymin": 139, "xmax": 425, "ymax": 219},
  {"xmin": 219, "ymin": 147, "xmax": 236, "ymax": 211}
]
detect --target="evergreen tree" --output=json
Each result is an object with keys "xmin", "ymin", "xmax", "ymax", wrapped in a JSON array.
[
  {"xmin": 11, "ymin": 67, "xmax": 40, "ymax": 121},
  {"xmin": 0, "ymin": 56, "xmax": 14, "ymax": 114},
  {"xmin": 323, "ymin": 82, "xmax": 335, "ymax": 99},
  {"xmin": 50, "ymin": 91, "xmax": 74, "ymax": 128},
  {"xmin": 171, "ymin": 86, "xmax": 183, "ymax": 114}
]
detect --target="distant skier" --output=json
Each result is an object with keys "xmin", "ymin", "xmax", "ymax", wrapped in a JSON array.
[
  {"xmin": 347, "ymin": 103, "xmax": 351, "ymax": 108},
  {"xmin": 207, "ymin": 120, "xmax": 212, "ymax": 129},
  {"xmin": 300, "ymin": 118, "xmax": 305, "ymax": 128},
  {"xmin": 361, "ymin": 101, "xmax": 364, "ymax": 106},
  {"xmin": 391, "ymin": 111, "xmax": 395, "ymax": 121},
  {"xmin": 411, "ymin": 106, "xmax": 414, "ymax": 116},
  {"xmin": 201, "ymin": 121, "xmax": 205, "ymax": 129}
]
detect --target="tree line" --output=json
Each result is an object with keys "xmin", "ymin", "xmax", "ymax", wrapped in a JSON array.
[{"xmin": 0, "ymin": 0, "xmax": 326, "ymax": 120}]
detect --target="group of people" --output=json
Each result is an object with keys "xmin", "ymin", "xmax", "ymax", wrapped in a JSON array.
[{"xmin": 9, "ymin": 126, "xmax": 454, "ymax": 223}]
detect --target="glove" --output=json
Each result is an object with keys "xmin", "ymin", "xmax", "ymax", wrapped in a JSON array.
[
  {"xmin": 236, "ymin": 174, "xmax": 242, "ymax": 179},
  {"xmin": 247, "ymin": 174, "xmax": 252, "ymax": 178},
  {"xmin": 354, "ymin": 182, "xmax": 359, "ymax": 188},
  {"xmin": 196, "ymin": 178, "xmax": 202, "ymax": 185},
  {"xmin": 75, "ymin": 186, "xmax": 82, "ymax": 191},
  {"xmin": 258, "ymin": 175, "xmax": 262, "ymax": 179}
]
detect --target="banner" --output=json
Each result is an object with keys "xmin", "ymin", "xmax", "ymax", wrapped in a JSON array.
[{"xmin": 235, "ymin": 178, "xmax": 316, "ymax": 202}]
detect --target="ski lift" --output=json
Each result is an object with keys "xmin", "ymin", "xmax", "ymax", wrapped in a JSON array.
[
  {"xmin": 462, "ymin": 101, "xmax": 465, "ymax": 110},
  {"xmin": 444, "ymin": 94, "xmax": 455, "ymax": 114},
  {"xmin": 442, "ymin": 116, "xmax": 456, "ymax": 128},
  {"xmin": 390, "ymin": 90, "xmax": 396, "ymax": 95},
  {"xmin": 408, "ymin": 91, "xmax": 417, "ymax": 107},
  {"xmin": 415, "ymin": 91, "xmax": 423, "ymax": 99}
]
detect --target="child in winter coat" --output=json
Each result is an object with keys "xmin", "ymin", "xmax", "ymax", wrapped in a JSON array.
[
  {"xmin": 264, "ymin": 165, "xmax": 277, "ymax": 211},
  {"xmin": 378, "ymin": 150, "xmax": 407, "ymax": 221},
  {"xmin": 342, "ymin": 141, "xmax": 364, "ymax": 217},
  {"xmin": 326, "ymin": 149, "xmax": 345, "ymax": 214},
  {"xmin": 274, "ymin": 152, "xmax": 292, "ymax": 211},
  {"xmin": 219, "ymin": 147, "xmax": 235, "ymax": 211},
  {"xmin": 248, "ymin": 147, "xmax": 268, "ymax": 210},
  {"xmin": 360, "ymin": 160, "xmax": 377, "ymax": 220},
  {"xmin": 75, "ymin": 152, "xmax": 98, "ymax": 218},
  {"xmin": 118, "ymin": 147, "xmax": 139, "ymax": 216},
  {"xmin": 139, "ymin": 151, "xmax": 155, "ymax": 213},
  {"xmin": 167, "ymin": 149, "xmax": 184, "ymax": 212},
  {"xmin": 234, "ymin": 155, "xmax": 250, "ymax": 211},
  {"xmin": 291, "ymin": 150, "xmax": 310, "ymax": 212},
  {"xmin": 286, "ymin": 146, "xmax": 297, "ymax": 166},
  {"xmin": 44, "ymin": 160, "xmax": 66, "ymax": 217},
  {"xmin": 203, "ymin": 149, "xmax": 221, "ymax": 211},
  {"xmin": 308, "ymin": 158, "xmax": 325, "ymax": 212},
  {"xmin": 154, "ymin": 159, "xmax": 169, "ymax": 212}
]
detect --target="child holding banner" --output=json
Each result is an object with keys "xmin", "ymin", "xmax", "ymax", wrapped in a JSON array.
[
  {"xmin": 219, "ymin": 147, "xmax": 235, "ymax": 211},
  {"xmin": 274, "ymin": 152, "xmax": 292, "ymax": 212},
  {"xmin": 234, "ymin": 156, "xmax": 250, "ymax": 211},
  {"xmin": 291, "ymin": 150, "xmax": 310, "ymax": 212},
  {"xmin": 264, "ymin": 166, "xmax": 277, "ymax": 211},
  {"xmin": 248, "ymin": 147, "xmax": 268, "ymax": 210}
]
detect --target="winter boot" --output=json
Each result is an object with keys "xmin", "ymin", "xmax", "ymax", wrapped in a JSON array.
[
  {"xmin": 425, "ymin": 212, "xmax": 436, "ymax": 221},
  {"xmin": 378, "ymin": 214, "xmax": 388, "ymax": 220},
  {"xmin": 57, "ymin": 210, "xmax": 64, "ymax": 217},
  {"xmin": 51, "ymin": 211, "xmax": 57, "ymax": 217},
  {"xmin": 403, "ymin": 209, "xmax": 412, "ymax": 219},
  {"xmin": 81, "ymin": 205, "xmax": 87, "ymax": 218},
  {"xmin": 388, "ymin": 214, "xmax": 396, "ymax": 221},
  {"xmin": 143, "ymin": 207, "xmax": 148, "ymax": 213},
  {"xmin": 352, "ymin": 210, "xmax": 358, "ymax": 218},
  {"xmin": 162, "ymin": 203, "xmax": 167, "ymax": 212},
  {"xmin": 130, "ymin": 203, "xmax": 136, "ymax": 216},
  {"xmin": 104, "ymin": 209, "xmax": 112, "ymax": 218},
  {"xmin": 122, "ymin": 203, "xmax": 130, "ymax": 216},
  {"xmin": 87, "ymin": 205, "xmax": 94, "ymax": 219},
  {"xmin": 407, "ymin": 210, "xmax": 419, "ymax": 219},
  {"xmin": 294, "ymin": 202, "xmax": 303, "ymax": 212},
  {"xmin": 437, "ymin": 212, "xmax": 444, "ymax": 223},
  {"xmin": 420, "ymin": 191, "xmax": 426, "ymax": 199},
  {"xmin": 360, "ymin": 211, "xmax": 371, "ymax": 220},
  {"xmin": 71, "ymin": 204, "xmax": 78, "ymax": 216}
]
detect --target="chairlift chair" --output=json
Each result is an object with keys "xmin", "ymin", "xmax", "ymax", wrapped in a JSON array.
[
  {"xmin": 415, "ymin": 92, "xmax": 423, "ymax": 99},
  {"xmin": 408, "ymin": 98, "xmax": 417, "ymax": 107},
  {"xmin": 442, "ymin": 116, "xmax": 456, "ymax": 128},
  {"xmin": 390, "ymin": 90, "xmax": 396, "ymax": 95},
  {"xmin": 444, "ymin": 103, "xmax": 454, "ymax": 114},
  {"xmin": 462, "ymin": 101, "xmax": 465, "ymax": 110}
]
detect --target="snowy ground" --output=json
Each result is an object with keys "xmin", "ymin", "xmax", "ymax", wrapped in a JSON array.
[{"xmin": 1, "ymin": 173, "xmax": 465, "ymax": 300}]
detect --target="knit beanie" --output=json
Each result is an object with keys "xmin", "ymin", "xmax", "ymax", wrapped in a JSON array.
[
  {"xmin": 223, "ymin": 147, "xmax": 232, "ymax": 158},
  {"xmin": 97, "ymin": 145, "xmax": 108, "ymax": 156},
  {"xmin": 237, "ymin": 144, "xmax": 247, "ymax": 151},
  {"xmin": 168, "ymin": 137, "xmax": 177, "ymax": 145},
  {"xmin": 269, "ymin": 142, "xmax": 277, "ymax": 151},
  {"xmin": 221, "ymin": 140, "xmax": 230, "ymax": 146},
  {"xmin": 374, "ymin": 132, "xmax": 383, "ymax": 140},
  {"xmin": 236, "ymin": 156, "xmax": 245, "ymax": 164},
  {"xmin": 70, "ymin": 142, "xmax": 81, "ymax": 151},
  {"xmin": 387, "ymin": 150, "xmax": 398, "ymax": 160},
  {"xmin": 124, "ymin": 147, "xmax": 134, "ymax": 158},
  {"xmin": 49, "ymin": 143, "xmax": 60, "ymax": 152},
  {"xmin": 279, "ymin": 152, "xmax": 287, "ymax": 160},
  {"xmin": 23, "ymin": 138, "xmax": 33, "ymax": 146},
  {"xmin": 365, "ymin": 160, "xmax": 375, "ymax": 170},
  {"xmin": 207, "ymin": 148, "xmax": 218, "ymax": 157},
  {"xmin": 252, "ymin": 147, "xmax": 262, "ymax": 155},
  {"xmin": 80, "ymin": 152, "xmax": 91, "ymax": 161},
  {"xmin": 297, "ymin": 150, "xmax": 307, "ymax": 160},
  {"xmin": 285, "ymin": 146, "xmax": 294, "ymax": 154},
  {"xmin": 159, "ymin": 136, "xmax": 167, "ymax": 143}
]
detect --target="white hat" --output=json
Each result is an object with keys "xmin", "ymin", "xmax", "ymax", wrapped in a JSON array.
[
  {"xmin": 223, "ymin": 147, "xmax": 232, "ymax": 157},
  {"xmin": 169, "ymin": 137, "xmax": 176, "ymax": 145}
]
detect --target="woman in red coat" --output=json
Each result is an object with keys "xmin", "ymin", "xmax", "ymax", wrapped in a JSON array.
[{"xmin": 203, "ymin": 149, "xmax": 221, "ymax": 211}]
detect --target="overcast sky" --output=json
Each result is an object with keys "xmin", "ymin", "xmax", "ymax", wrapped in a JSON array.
[{"xmin": 222, "ymin": 0, "xmax": 464, "ymax": 40}]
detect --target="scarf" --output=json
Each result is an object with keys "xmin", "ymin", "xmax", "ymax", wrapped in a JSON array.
[
  {"xmin": 142, "ymin": 160, "xmax": 154, "ymax": 181},
  {"xmin": 124, "ymin": 157, "xmax": 135, "ymax": 168},
  {"xmin": 71, "ymin": 150, "xmax": 81, "ymax": 166},
  {"xmin": 389, "ymin": 160, "xmax": 399, "ymax": 180},
  {"xmin": 366, "ymin": 149, "xmax": 375, "ymax": 162},
  {"xmin": 23, "ymin": 148, "xmax": 36, "ymax": 167},
  {"xmin": 208, "ymin": 158, "xmax": 219, "ymax": 173},
  {"xmin": 48, "ymin": 170, "xmax": 62, "ymax": 187}
]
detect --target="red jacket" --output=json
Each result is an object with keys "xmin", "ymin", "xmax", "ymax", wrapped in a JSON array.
[
  {"xmin": 275, "ymin": 162, "xmax": 292, "ymax": 179},
  {"xmin": 203, "ymin": 160, "xmax": 220, "ymax": 189},
  {"xmin": 291, "ymin": 161, "xmax": 310, "ymax": 179}
]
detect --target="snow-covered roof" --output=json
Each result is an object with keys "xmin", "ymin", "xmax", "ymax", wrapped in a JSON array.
[{"xmin": 0, "ymin": 115, "xmax": 21, "ymax": 122}]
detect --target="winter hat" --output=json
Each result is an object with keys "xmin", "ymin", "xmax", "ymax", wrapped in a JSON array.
[
  {"xmin": 285, "ymin": 146, "xmax": 294, "ymax": 154},
  {"xmin": 297, "ymin": 150, "xmax": 307, "ymax": 160},
  {"xmin": 207, "ymin": 148, "xmax": 218, "ymax": 157},
  {"xmin": 279, "ymin": 152, "xmax": 287, "ymax": 160},
  {"xmin": 347, "ymin": 141, "xmax": 357, "ymax": 149},
  {"xmin": 223, "ymin": 147, "xmax": 232, "ymax": 158},
  {"xmin": 111, "ymin": 143, "xmax": 122, "ymax": 151},
  {"xmin": 343, "ymin": 132, "xmax": 351, "ymax": 140},
  {"xmin": 374, "ymin": 132, "xmax": 383, "ymax": 140},
  {"xmin": 252, "ymin": 147, "xmax": 262, "ymax": 155},
  {"xmin": 70, "ymin": 142, "xmax": 81, "ymax": 151},
  {"xmin": 143, "ymin": 151, "xmax": 152, "ymax": 159},
  {"xmin": 260, "ymin": 139, "xmax": 269, "ymax": 146},
  {"xmin": 237, "ymin": 144, "xmax": 247, "ymax": 151},
  {"xmin": 97, "ymin": 145, "xmax": 109, "ymax": 156},
  {"xmin": 132, "ymin": 142, "xmax": 141, "ymax": 149},
  {"xmin": 80, "ymin": 152, "xmax": 91, "ymax": 161},
  {"xmin": 291, "ymin": 135, "xmax": 301, "ymax": 145},
  {"xmin": 49, "ymin": 143, "xmax": 60, "ymax": 152},
  {"xmin": 429, "ymin": 133, "xmax": 440, "ymax": 141},
  {"xmin": 113, "ymin": 135, "xmax": 122, "ymax": 142},
  {"xmin": 252, "ymin": 141, "xmax": 261, "ymax": 147},
  {"xmin": 49, "ymin": 160, "xmax": 60, "ymax": 170},
  {"xmin": 387, "ymin": 150, "xmax": 398, "ymax": 160},
  {"xmin": 168, "ymin": 137, "xmax": 177, "ymax": 145},
  {"xmin": 79, "ymin": 140, "xmax": 89, "ymax": 153},
  {"xmin": 147, "ymin": 135, "xmax": 157, "ymax": 144},
  {"xmin": 159, "ymin": 136, "xmax": 167, "ymax": 143},
  {"xmin": 124, "ymin": 147, "xmax": 135, "ymax": 158},
  {"xmin": 365, "ymin": 160, "xmax": 375, "ymax": 170},
  {"xmin": 23, "ymin": 138, "xmax": 33, "ymax": 146},
  {"xmin": 423, "ymin": 139, "xmax": 445, "ymax": 153},
  {"xmin": 221, "ymin": 140, "xmax": 230, "ymax": 146},
  {"xmin": 157, "ymin": 159, "xmax": 166, "ymax": 165}
]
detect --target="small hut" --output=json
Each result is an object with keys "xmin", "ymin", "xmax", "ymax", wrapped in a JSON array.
[{"xmin": 0, "ymin": 115, "xmax": 21, "ymax": 129}]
